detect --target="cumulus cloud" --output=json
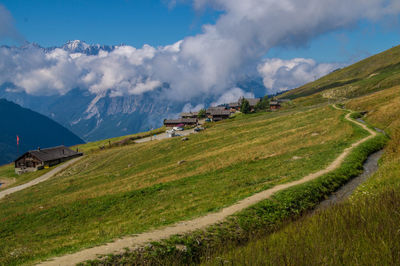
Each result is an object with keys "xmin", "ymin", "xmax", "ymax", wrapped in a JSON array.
[
  {"xmin": 258, "ymin": 58, "xmax": 341, "ymax": 93},
  {"xmin": 212, "ymin": 87, "xmax": 254, "ymax": 106},
  {"xmin": 181, "ymin": 103, "xmax": 205, "ymax": 112},
  {"xmin": 0, "ymin": 4, "xmax": 24, "ymax": 43},
  {"xmin": 1, "ymin": 0, "xmax": 400, "ymax": 102}
]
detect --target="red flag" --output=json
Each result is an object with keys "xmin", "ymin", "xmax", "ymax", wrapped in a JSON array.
[{"xmin": 16, "ymin": 135, "xmax": 19, "ymax": 146}]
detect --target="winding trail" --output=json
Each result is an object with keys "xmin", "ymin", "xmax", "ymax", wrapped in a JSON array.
[
  {"xmin": 39, "ymin": 105, "xmax": 377, "ymax": 266},
  {"xmin": 0, "ymin": 157, "xmax": 84, "ymax": 201}
]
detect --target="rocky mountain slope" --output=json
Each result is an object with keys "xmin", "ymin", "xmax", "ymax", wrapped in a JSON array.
[{"xmin": 0, "ymin": 41, "xmax": 267, "ymax": 141}]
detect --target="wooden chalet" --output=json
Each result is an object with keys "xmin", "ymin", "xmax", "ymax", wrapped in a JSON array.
[
  {"xmin": 14, "ymin": 146, "xmax": 83, "ymax": 174},
  {"xmin": 228, "ymin": 102, "xmax": 241, "ymax": 112},
  {"xmin": 229, "ymin": 98, "xmax": 261, "ymax": 112},
  {"xmin": 163, "ymin": 118, "xmax": 198, "ymax": 127},
  {"xmin": 180, "ymin": 112, "xmax": 198, "ymax": 119},
  {"xmin": 206, "ymin": 106, "xmax": 227, "ymax": 115},
  {"xmin": 269, "ymin": 101, "xmax": 281, "ymax": 110},
  {"xmin": 208, "ymin": 109, "xmax": 231, "ymax": 121},
  {"xmin": 246, "ymin": 98, "xmax": 261, "ymax": 109}
]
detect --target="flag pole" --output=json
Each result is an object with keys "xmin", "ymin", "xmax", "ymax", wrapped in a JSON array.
[{"xmin": 17, "ymin": 135, "xmax": 19, "ymax": 155}]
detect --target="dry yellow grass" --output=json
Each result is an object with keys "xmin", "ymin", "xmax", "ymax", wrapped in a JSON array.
[
  {"xmin": 49, "ymin": 106, "xmax": 359, "ymax": 202},
  {"xmin": 0, "ymin": 105, "xmax": 367, "ymax": 265},
  {"xmin": 347, "ymin": 85, "xmax": 400, "ymax": 133}
]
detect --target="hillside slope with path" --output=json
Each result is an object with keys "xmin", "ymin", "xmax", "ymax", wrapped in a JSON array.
[
  {"xmin": 0, "ymin": 157, "xmax": 83, "ymax": 201},
  {"xmin": 39, "ymin": 105, "xmax": 377, "ymax": 266}
]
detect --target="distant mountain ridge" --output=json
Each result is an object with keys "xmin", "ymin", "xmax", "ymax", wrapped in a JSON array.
[
  {"xmin": 0, "ymin": 99, "xmax": 84, "ymax": 165},
  {"xmin": 0, "ymin": 41, "xmax": 266, "ymax": 141}
]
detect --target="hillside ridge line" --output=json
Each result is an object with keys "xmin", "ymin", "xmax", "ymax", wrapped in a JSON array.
[{"xmin": 39, "ymin": 105, "xmax": 377, "ymax": 266}]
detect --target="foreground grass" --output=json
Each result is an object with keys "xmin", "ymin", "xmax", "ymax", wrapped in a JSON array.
[
  {"xmin": 202, "ymin": 87, "xmax": 400, "ymax": 265},
  {"xmin": 0, "ymin": 105, "xmax": 366, "ymax": 265},
  {"xmin": 204, "ymin": 186, "xmax": 400, "ymax": 265}
]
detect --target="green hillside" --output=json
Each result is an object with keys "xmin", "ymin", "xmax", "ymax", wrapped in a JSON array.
[
  {"xmin": 204, "ymin": 87, "xmax": 400, "ymax": 266},
  {"xmin": 281, "ymin": 44, "xmax": 400, "ymax": 100},
  {"xmin": 2, "ymin": 45, "xmax": 400, "ymax": 265},
  {"xmin": 0, "ymin": 104, "xmax": 367, "ymax": 265},
  {"xmin": 198, "ymin": 47, "xmax": 400, "ymax": 265}
]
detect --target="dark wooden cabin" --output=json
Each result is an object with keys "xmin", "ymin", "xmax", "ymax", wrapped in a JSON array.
[
  {"xmin": 228, "ymin": 102, "xmax": 240, "ymax": 112},
  {"xmin": 270, "ymin": 101, "xmax": 281, "ymax": 110},
  {"xmin": 229, "ymin": 98, "xmax": 261, "ymax": 112},
  {"xmin": 206, "ymin": 106, "xmax": 227, "ymax": 115},
  {"xmin": 163, "ymin": 118, "xmax": 198, "ymax": 127},
  {"xmin": 14, "ymin": 146, "xmax": 83, "ymax": 174},
  {"xmin": 208, "ymin": 109, "xmax": 231, "ymax": 121}
]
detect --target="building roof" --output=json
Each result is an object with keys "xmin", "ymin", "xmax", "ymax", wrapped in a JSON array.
[
  {"xmin": 16, "ymin": 146, "xmax": 82, "ymax": 163},
  {"xmin": 270, "ymin": 101, "xmax": 280, "ymax": 105},
  {"xmin": 206, "ymin": 106, "xmax": 227, "ymax": 114},
  {"xmin": 229, "ymin": 102, "xmax": 240, "ymax": 108},
  {"xmin": 164, "ymin": 118, "xmax": 198, "ymax": 124},
  {"xmin": 207, "ymin": 106, "xmax": 227, "ymax": 111},
  {"xmin": 180, "ymin": 112, "xmax": 198, "ymax": 117},
  {"xmin": 245, "ymin": 98, "xmax": 261, "ymax": 107},
  {"xmin": 209, "ymin": 109, "xmax": 231, "ymax": 116}
]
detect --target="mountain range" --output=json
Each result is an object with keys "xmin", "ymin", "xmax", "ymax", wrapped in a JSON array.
[
  {"xmin": 0, "ymin": 40, "xmax": 266, "ymax": 141},
  {"xmin": 0, "ymin": 99, "xmax": 84, "ymax": 165}
]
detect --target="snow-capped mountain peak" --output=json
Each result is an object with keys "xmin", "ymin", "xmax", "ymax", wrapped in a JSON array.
[
  {"xmin": 63, "ymin": 40, "xmax": 91, "ymax": 52},
  {"xmin": 61, "ymin": 40, "xmax": 115, "ymax": 55}
]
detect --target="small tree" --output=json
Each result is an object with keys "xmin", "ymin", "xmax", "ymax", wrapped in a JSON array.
[
  {"xmin": 197, "ymin": 108, "xmax": 206, "ymax": 118},
  {"xmin": 255, "ymin": 95, "xmax": 270, "ymax": 112},
  {"xmin": 241, "ymin": 99, "xmax": 251, "ymax": 114}
]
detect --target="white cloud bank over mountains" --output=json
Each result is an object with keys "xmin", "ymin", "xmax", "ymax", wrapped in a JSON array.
[
  {"xmin": 258, "ymin": 58, "xmax": 341, "ymax": 92},
  {"xmin": 1, "ymin": 0, "xmax": 400, "ymax": 103}
]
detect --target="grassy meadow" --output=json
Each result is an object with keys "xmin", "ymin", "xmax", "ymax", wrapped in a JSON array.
[
  {"xmin": 281, "ymin": 45, "xmax": 400, "ymax": 100},
  {"xmin": 74, "ymin": 126, "xmax": 166, "ymax": 154},
  {"xmin": 201, "ymin": 86, "xmax": 400, "ymax": 265},
  {"xmin": 0, "ymin": 164, "xmax": 57, "ymax": 192},
  {"xmin": 0, "ymin": 104, "xmax": 366, "ymax": 265}
]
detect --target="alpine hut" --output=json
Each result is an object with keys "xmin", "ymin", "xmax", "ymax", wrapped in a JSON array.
[{"xmin": 14, "ymin": 146, "xmax": 83, "ymax": 174}]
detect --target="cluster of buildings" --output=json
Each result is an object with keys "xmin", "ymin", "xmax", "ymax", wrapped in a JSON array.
[
  {"xmin": 163, "ymin": 97, "xmax": 286, "ymax": 128},
  {"xmin": 13, "ymin": 97, "xmax": 286, "ymax": 173}
]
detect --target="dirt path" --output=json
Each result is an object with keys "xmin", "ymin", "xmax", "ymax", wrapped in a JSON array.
[
  {"xmin": 39, "ymin": 106, "xmax": 377, "ymax": 266},
  {"xmin": 0, "ymin": 157, "xmax": 84, "ymax": 201},
  {"xmin": 134, "ymin": 128, "xmax": 196, "ymax": 143}
]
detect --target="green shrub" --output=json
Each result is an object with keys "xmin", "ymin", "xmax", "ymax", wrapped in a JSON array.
[
  {"xmin": 240, "ymin": 99, "xmax": 251, "ymax": 114},
  {"xmin": 197, "ymin": 109, "xmax": 206, "ymax": 118}
]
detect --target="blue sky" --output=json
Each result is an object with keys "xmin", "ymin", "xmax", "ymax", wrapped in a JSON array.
[
  {"xmin": 1, "ymin": 0, "xmax": 399, "ymax": 64},
  {"xmin": 1, "ymin": 0, "xmax": 219, "ymax": 47}
]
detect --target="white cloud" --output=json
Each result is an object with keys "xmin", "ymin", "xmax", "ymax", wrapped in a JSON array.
[
  {"xmin": 258, "ymin": 58, "xmax": 341, "ymax": 93},
  {"xmin": 1, "ymin": 0, "xmax": 400, "ymax": 103},
  {"xmin": 0, "ymin": 4, "xmax": 24, "ymax": 43},
  {"xmin": 212, "ymin": 87, "xmax": 254, "ymax": 106},
  {"xmin": 181, "ymin": 103, "xmax": 205, "ymax": 112}
]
